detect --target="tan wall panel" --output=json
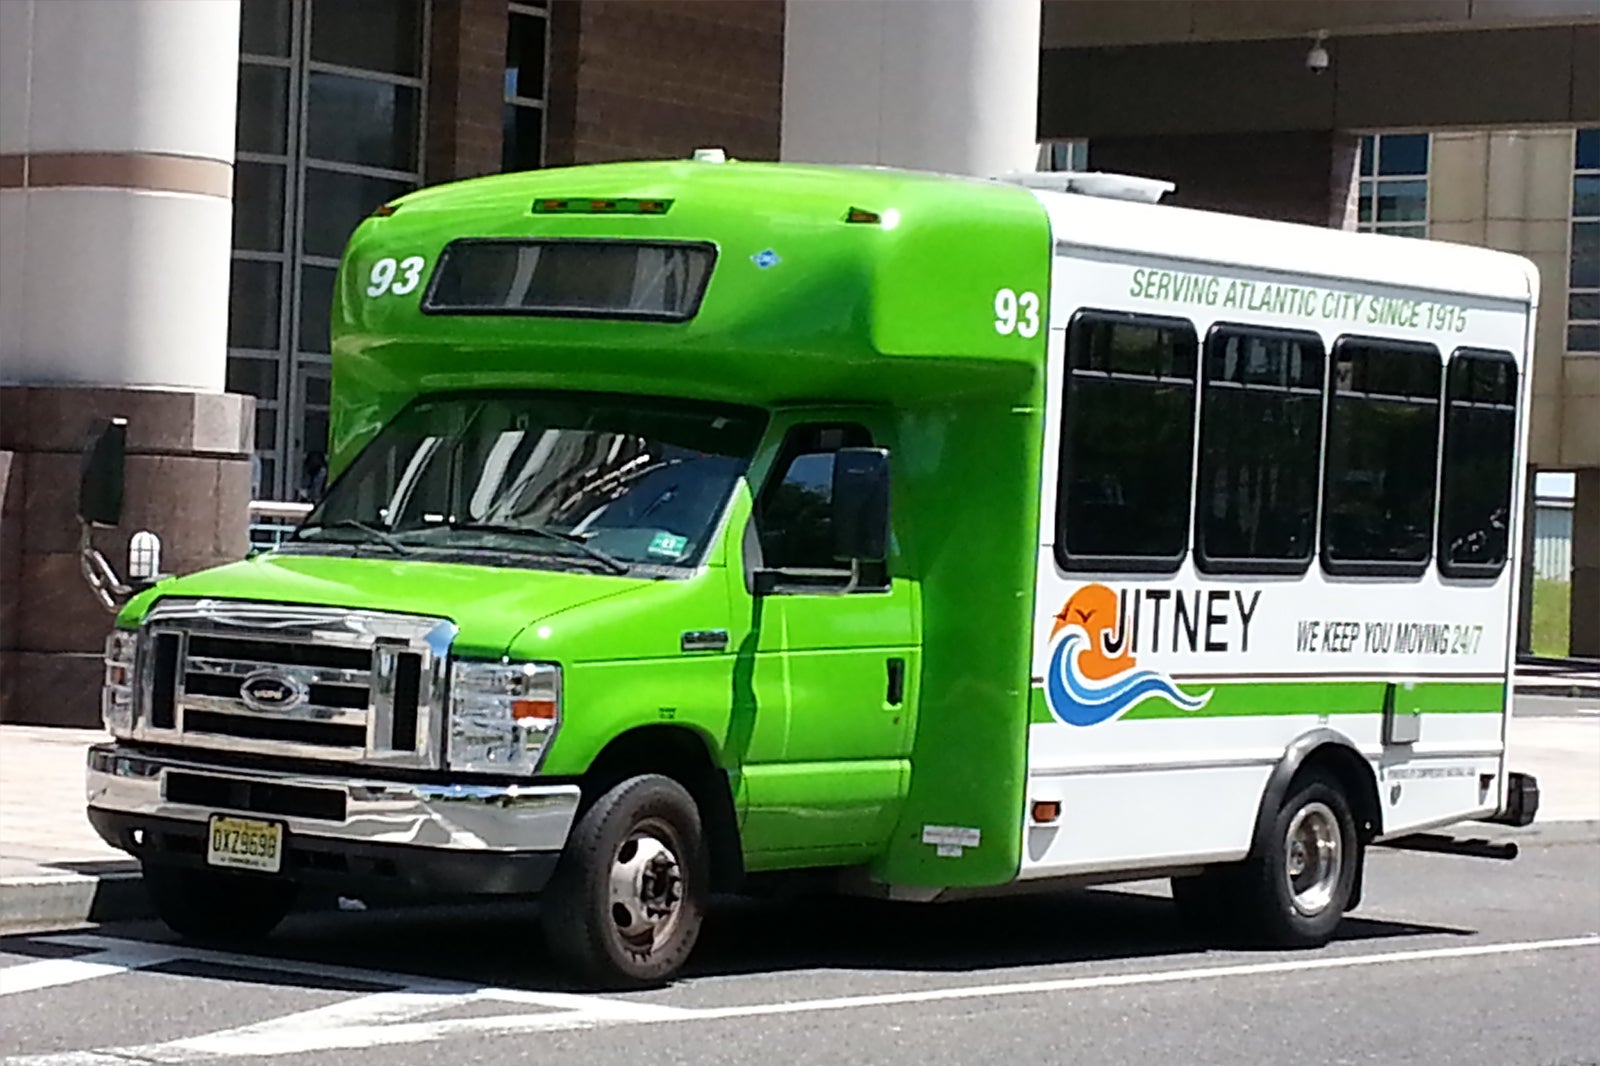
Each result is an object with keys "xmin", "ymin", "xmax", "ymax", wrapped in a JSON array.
[
  {"xmin": 1487, "ymin": 218, "xmax": 1574, "ymax": 255},
  {"xmin": 1565, "ymin": 357, "xmax": 1600, "ymax": 396},
  {"xmin": 1431, "ymin": 220, "xmax": 1490, "ymax": 243},
  {"xmin": 1430, "ymin": 132, "xmax": 1490, "ymax": 223},
  {"xmin": 1561, "ymin": 393, "xmax": 1600, "ymax": 466},
  {"xmin": 1530, "ymin": 393, "xmax": 1563, "ymax": 464}
]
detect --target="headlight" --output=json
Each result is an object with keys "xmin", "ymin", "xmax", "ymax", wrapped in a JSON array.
[
  {"xmin": 447, "ymin": 660, "xmax": 561, "ymax": 774},
  {"xmin": 102, "ymin": 629, "xmax": 138, "ymax": 737}
]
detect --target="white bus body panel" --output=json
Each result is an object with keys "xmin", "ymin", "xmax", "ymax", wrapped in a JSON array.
[{"xmin": 1019, "ymin": 190, "xmax": 1537, "ymax": 881}]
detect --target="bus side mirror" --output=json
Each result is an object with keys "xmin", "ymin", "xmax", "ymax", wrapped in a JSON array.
[
  {"xmin": 79, "ymin": 418, "xmax": 127, "ymax": 528},
  {"xmin": 832, "ymin": 447, "xmax": 889, "ymax": 564}
]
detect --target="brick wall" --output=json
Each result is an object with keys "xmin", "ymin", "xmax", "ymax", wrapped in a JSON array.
[
  {"xmin": 548, "ymin": 0, "xmax": 784, "ymax": 167},
  {"xmin": 426, "ymin": 0, "xmax": 509, "ymax": 184}
]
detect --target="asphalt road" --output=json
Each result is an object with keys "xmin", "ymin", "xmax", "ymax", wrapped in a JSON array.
[
  {"xmin": 3, "ymin": 836, "xmax": 1597, "ymax": 1066},
  {"xmin": 1516, "ymin": 693, "xmax": 1600, "ymax": 718}
]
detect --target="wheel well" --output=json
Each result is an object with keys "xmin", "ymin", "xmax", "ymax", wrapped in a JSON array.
[
  {"xmin": 579, "ymin": 725, "xmax": 744, "ymax": 892},
  {"xmin": 1292, "ymin": 742, "xmax": 1383, "ymax": 843}
]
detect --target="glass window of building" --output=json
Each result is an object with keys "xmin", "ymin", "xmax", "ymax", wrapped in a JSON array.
[
  {"xmin": 229, "ymin": 0, "xmax": 427, "ymax": 501},
  {"xmin": 504, "ymin": 2, "xmax": 549, "ymax": 172},
  {"xmin": 1571, "ymin": 128, "xmax": 1600, "ymax": 354},
  {"xmin": 1357, "ymin": 133, "xmax": 1429, "ymax": 239},
  {"xmin": 1044, "ymin": 141, "xmax": 1089, "ymax": 172}
]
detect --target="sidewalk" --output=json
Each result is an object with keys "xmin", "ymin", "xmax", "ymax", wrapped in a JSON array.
[
  {"xmin": 3, "ymin": 706, "xmax": 1597, "ymax": 933},
  {"xmin": 0, "ymin": 726, "xmax": 144, "ymax": 929},
  {"xmin": 1514, "ymin": 657, "xmax": 1600, "ymax": 698}
]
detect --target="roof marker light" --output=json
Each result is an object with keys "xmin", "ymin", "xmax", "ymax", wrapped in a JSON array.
[
  {"xmin": 371, "ymin": 203, "xmax": 399, "ymax": 217},
  {"xmin": 530, "ymin": 198, "xmax": 674, "ymax": 215},
  {"xmin": 844, "ymin": 207, "xmax": 881, "ymax": 224},
  {"xmin": 692, "ymin": 147, "xmax": 727, "ymax": 163}
]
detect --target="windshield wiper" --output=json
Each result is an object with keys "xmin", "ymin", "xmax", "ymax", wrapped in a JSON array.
[
  {"xmin": 294, "ymin": 519, "xmax": 414, "ymax": 555},
  {"xmin": 445, "ymin": 521, "xmax": 629, "ymax": 575}
]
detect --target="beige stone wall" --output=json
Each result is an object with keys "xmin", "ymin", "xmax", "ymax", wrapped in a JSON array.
[{"xmin": 1429, "ymin": 128, "xmax": 1592, "ymax": 470}]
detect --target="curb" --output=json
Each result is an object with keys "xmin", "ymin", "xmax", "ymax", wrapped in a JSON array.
[
  {"xmin": 1513, "ymin": 683, "xmax": 1600, "ymax": 699},
  {"xmin": 0, "ymin": 871, "xmax": 151, "ymax": 933}
]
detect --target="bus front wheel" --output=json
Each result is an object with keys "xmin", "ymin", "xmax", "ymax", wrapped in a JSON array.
[
  {"xmin": 541, "ymin": 774, "xmax": 708, "ymax": 988},
  {"xmin": 1238, "ymin": 773, "xmax": 1361, "ymax": 947}
]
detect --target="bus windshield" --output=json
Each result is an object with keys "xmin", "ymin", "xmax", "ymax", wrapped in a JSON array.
[{"xmin": 294, "ymin": 391, "xmax": 766, "ymax": 572}]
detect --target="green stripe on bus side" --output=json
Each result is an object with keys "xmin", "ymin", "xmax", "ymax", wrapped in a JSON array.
[{"xmin": 1027, "ymin": 680, "xmax": 1506, "ymax": 724}]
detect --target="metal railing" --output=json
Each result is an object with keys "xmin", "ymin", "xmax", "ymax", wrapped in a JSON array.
[{"xmin": 248, "ymin": 501, "xmax": 313, "ymax": 555}]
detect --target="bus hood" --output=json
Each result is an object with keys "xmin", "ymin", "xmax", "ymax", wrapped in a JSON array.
[{"xmin": 126, "ymin": 552, "xmax": 652, "ymax": 658}]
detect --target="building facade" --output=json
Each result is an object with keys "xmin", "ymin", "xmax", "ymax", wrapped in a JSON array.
[
  {"xmin": 226, "ymin": 0, "xmax": 783, "ymax": 502},
  {"xmin": 2, "ymin": 0, "xmax": 1597, "ymax": 725}
]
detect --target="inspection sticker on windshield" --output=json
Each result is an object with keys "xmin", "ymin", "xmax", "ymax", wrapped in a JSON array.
[{"xmin": 648, "ymin": 532, "xmax": 689, "ymax": 559}]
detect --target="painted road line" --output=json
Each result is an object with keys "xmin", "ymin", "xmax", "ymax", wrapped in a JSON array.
[
  {"xmin": 688, "ymin": 933, "xmax": 1600, "ymax": 1022},
  {"xmin": 6, "ymin": 933, "xmax": 1597, "ymax": 1064},
  {"xmin": 0, "ymin": 943, "xmax": 186, "ymax": 997}
]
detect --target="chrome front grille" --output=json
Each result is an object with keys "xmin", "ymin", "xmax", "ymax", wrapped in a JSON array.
[{"xmin": 130, "ymin": 599, "xmax": 457, "ymax": 770}]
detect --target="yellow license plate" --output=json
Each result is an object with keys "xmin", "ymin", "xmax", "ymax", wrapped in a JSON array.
[{"xmin": 206, "ymin": 815, "xmax": 284, "ymax": 874}]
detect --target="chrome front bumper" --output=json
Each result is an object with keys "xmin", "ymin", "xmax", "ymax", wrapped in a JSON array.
[{"xmin": 86, "ymin": 744, "xmax": 580, "ymax": 853}]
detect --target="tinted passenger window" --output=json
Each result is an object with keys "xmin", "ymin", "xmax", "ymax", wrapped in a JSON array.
[
  {"xmin": 1196, "ymin": 326, "xmax": 1325, "ymax": 572},
  {"xmin": 1057, "ymin": 311, "xmax": 1197, "ymax": 570},
  {"xmin": 1321, "ymin": 338, "xmax": 1442, "ymax": 574},
  {"xmin": 756, "ymin": 423, "xmax": 887, "ymax": 590},
  {"xmin": 1439, "ymin": 350, "xmax": 1518, "ymax": 577}
]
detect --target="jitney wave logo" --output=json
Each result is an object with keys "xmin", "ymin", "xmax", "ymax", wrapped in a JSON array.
[{"xmin": 1045, "ymin": 583, "xmax": 1212, "ymax": 727}]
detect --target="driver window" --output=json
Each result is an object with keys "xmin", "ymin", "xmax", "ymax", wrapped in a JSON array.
[{"xmin": 756, "ymin": 423, "xmax": 888, "ymax": 591}]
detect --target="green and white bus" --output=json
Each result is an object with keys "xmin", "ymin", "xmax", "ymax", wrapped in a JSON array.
[{"xmin": 85, "ymin": 154, "xmax": 1539, "ymax": 987}]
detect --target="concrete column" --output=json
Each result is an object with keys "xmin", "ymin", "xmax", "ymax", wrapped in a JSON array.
[
  {"xmin": 1572, "ymin": 468, "xmax": 1600, "ymax": 658},
  {"xmin": 782, "ymin": 0, "xmax": 1041, "ymax": 177},
  {"xmin": 0, "ymin": 0, "xmax": 252, "ymax": 725}
]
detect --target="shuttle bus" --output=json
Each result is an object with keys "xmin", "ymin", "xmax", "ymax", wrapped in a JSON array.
[{"xmin": 84, "ymin": 154, "xmax": 1539, "ymax": 987}]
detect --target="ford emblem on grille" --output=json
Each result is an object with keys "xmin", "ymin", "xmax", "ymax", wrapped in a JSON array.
[{"xmin": 239, "ymin": 671, "xmax": 308, "ymax": 712}]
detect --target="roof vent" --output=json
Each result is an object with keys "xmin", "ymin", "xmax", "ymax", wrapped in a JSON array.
[
  {"xmin": 997, "ymin": 171, "xmax": 1175, "ymax": 203},
  {"xmin": 692, "ymin": 147, "xmax": 727, "ymax": 164}
]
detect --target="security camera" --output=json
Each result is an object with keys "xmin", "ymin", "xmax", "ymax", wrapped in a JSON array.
[{"xmin": 1306, "ymin": 31, "xmax": 1329, "ymax": 74}]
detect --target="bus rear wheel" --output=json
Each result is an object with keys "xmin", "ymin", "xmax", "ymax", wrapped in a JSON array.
[
  {"xmin": 1237, "ymin": 773, "xmax": 1360, "ymax": 947},
  {"xmin": 541, "ymin": 774, "xmax": 707, "ymax": 989}
]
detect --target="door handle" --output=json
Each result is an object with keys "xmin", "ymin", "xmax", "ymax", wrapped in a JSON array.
[{"xmin": 886, "ymin": 657, "xmax": 905, "ymax": 706}]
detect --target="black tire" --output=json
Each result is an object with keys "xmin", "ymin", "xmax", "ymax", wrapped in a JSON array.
[
  {"xmin": 1235, "ymin": 773, "xmax": 1361, "ymax": 948},
  {"xmin": 142, "ymin": 863, "xmax": 296, "ymax": 946},
  {"xmin": 541, "ymin": 774, "xmax": 707, "ymax": 989}
]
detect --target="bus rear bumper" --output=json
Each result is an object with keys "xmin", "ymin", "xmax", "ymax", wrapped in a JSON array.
[{"xmin": 1484, "ymin": 771, "xmax": 1540, "ymax": 828}]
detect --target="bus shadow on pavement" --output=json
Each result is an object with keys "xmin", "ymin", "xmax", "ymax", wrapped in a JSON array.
[
  {"xmin": 681, "ymin": 886, "xmax": 1474, "ymax": 979},
  {"xmin": 2, "ymin": 886, "xmax": 1470, "ymax": 994}
]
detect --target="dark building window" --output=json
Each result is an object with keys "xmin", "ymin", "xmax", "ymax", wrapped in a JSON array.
[
  {"xmin": 1321, "ymin": 337, "xmax": 1442, "ymax": 575},
  {"xmin": 1439, "ymin": 350, "xmax": 1518, "ymax": 577},
  {"xmin": 1056, "ymin": 311, "xmax": 1198, "ymax": 571},
  {"xmin": 1358, "ymin": 133, "xmax": 1430, "ymax": 239},
  {"xmin": 1196, "ymin": 325, "xmax": 1325, "ymax": 573},
  {"xmin": 504, "ymin": 2, "xmax": 549, "ymax": 172},
  {"xmin": 1571, "ymin": 128, "xmax": 1599, "ymax": 353},
  {"xmin": 229, "ymin": 0, "xmax": 426, "ymax": 501}
]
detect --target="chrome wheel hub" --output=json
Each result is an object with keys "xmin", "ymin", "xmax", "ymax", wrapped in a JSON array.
[
  {"xmin": 608, "ymin": 826, "xmax": 682, "ymax": 956},
  {"xmin": 1284, "ymin": 801, "xmax": 1342, "ymax": 916}
]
